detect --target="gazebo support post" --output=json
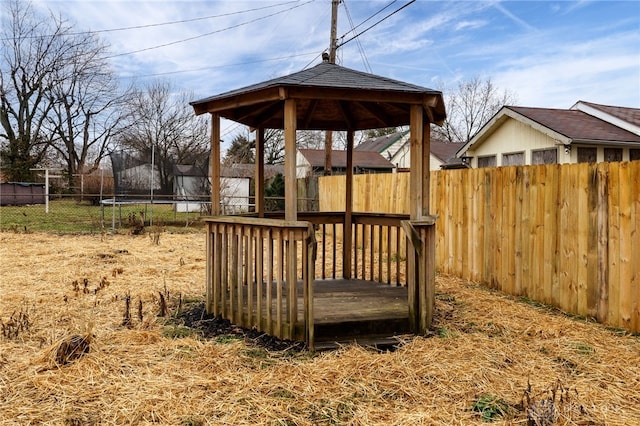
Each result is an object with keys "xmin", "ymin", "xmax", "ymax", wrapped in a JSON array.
[
  {"xmin": 210, "ymin": 113, "xmax": 221, "ymax": 215},
  {"xmin": 406, "ymin": 105, "xmax": 435, "ymax": 333},
  {"xmin": 284, "ymin": 99, "xmax": 297, "ymax": 221},
  {"xmin": 206, "ymin": 113, "xmax": 221, "ymax": 315},
  {"xmin": 422, "ymin": 119, "xmax": 431, "ymax": 216},
  {"xmin": 343, "ymin": 130, "xmax": 354, "ymax": 279},
  {"xmin": 255, "ymin": 127, "xmax": 265, "ymax": 218},
  {"xmin": 409, "ymin": 105, "xmax": 424, "ymax": 221}
]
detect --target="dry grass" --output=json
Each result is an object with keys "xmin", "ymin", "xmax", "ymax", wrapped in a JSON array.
[{"xmin": 0, "ymin": 231, "xmax": 639, "ymax": 425}]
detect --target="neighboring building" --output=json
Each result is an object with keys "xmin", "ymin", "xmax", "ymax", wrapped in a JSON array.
[
  {"xmin": 221, "ymin": 164, "xmax": 285, "ymax": 214},
  {"xmin": 173, "ymin": 163, "xmax": 285, "ymax": 213},
  {"xmin": 355, "ymin": 130, "xmax": 463, "ymax": 170},
  {"xmin": 173, "ymin": 164, "xmax": 208, "ymax": 212},
  {"xmin": 455, "ymin": 101, "xmax": 640, "ymax": 168},
  {"xmin": 296, "ymin": 149, "xmax": 395, "ymax": 178},
  {"xmin": 220, "ymin": 165, "xmax": 251, "ymax": 215},
  {"xmin": 0, "ymin": 182, "xmax": 45, "ymax": 206}
]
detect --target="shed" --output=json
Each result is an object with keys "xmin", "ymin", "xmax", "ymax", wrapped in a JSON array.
[{"xmin": 191, "ymin": 56, "xmax": 445, "ymax": 349}]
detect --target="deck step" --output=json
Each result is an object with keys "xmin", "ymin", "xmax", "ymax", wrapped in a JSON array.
[{"xmin": 314, "ymin": 316, "xmax": 410, "ymax": 343}]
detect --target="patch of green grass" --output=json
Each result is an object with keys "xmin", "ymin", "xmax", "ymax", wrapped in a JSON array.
[
  {"xmin": 309, "ymin": 399, "xmax": 355, "ymax": 424},
  {"xmin": 181, "ymin": 416, "xmax": 204, "ymax": 426},
  {"xmin": 270, "ymin": 387, "xmax": 294, "ymax": 399},
  {"xmin": 436, "ymin": 327, "xmax": 457, "ymax": 338},
  {"xmin": 242, "ymin": 348, "xmax": 269, "ymax": 358},
  {"xmin": 518, "ymin": 296, "xmax": 547, "ymax": 309},
  {"xmin": 471, "ymin": 394, "xmax": 512, "ymax": 422},
  {"xmin": 0, "ymin": 199, "xmax": 204, "ymax": 234},
  {"xmin": 571, "ymin": 342, "xmax": 595, "ymax": 356},
  {"xmin": 215, "ymin": 335, "xmax": 243, "ymax": 344},
  {"xmin": 162, "ymin": 325, "xmax": 200, "ymax": 339}
]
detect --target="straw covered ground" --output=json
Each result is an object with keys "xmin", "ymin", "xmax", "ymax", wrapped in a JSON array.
[{"xmin": 0, "ymin": 231, "xmax": 639, "ymax": 425}]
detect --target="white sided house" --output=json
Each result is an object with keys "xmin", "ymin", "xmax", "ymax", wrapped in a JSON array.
[
  {"xmin": 456, "ymin": 101, "xmax": 640, "ymax": 167},
  {"xmin": 296, "ymin": 149, "xmax": 394, "ymax": 178},
  {"xmin": 355, "ymin": 130, "xmax": 463, "ymax": 170}
]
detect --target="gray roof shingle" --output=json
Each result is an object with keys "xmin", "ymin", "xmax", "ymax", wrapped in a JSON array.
[
  {"xmin": 508, "ymin": 106, "xmax": 640, "ymax": 143},
  {"xmin": 298, "ymin": 149, "xmax": 394, "ymax": 169}
]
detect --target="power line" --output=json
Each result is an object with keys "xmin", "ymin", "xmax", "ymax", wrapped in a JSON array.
[
  {"xmin": 336, "ymin": 0, "xmax": 415, "ymax": 50},
  {"xmin": 342, "ymin": 0, "xmax": 371, "ymax": 73},
  {"xmin": 118, "ymin": 51, "xmax": 320, "ymax": 79},
  {"xmin": 72, "ymin": 1, "xmax": 302, "ymax": 35},
  {"xmin": 343, "ymin": 0, "xmax": 398, "ymax": 36},
  {"xmin": 0, "ymin": 1, "xmax": 305, "ymax": 41},
  {"xmin": 106, "ymin": 1, "xmax": 314, "ymax": 59}
]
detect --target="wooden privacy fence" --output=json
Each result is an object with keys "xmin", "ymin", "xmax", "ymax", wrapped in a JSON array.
[{"xmin": 319, "ymin": 161, "xmax": 640, "ymax": 333}]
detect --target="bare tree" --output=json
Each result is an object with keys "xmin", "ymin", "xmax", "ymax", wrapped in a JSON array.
[
  {"xmin": 0, "ymin": 0, "xmax": 92, "ymax": 181},
  {"xmin": 119, "ymin": 80, "xmax": 210, "ymax": 195},
  {"xmin": 224, "ymin": 133, "xmax": 255, "ymax": 165},
  {"xmin": 435, "ymin": 77, "xmax": 517, "ymax": 144},
  {"xmin": 45, "ymin": 33, "xmax": 134, "ymax": 189},
  {"xmin": 263, "ymin": 128, "xmax": 285, "ymax": 165}
]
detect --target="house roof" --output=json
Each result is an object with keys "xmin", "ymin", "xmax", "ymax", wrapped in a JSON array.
[
  {"xmin": 355, "ymin": 130, "xmax": 409, "ymax": 152},
  {"xmin": 457, "ymin": 103, "xmax": 640, "ymax": 157},
  {"xmin": 173, "ymin": 164, "xmax": 206, "ymax": 177},
  {"xmin": 191, "ymin": 60, "xmax": 446, "ymax": 131},
  {"xmin": 430, "ymin": 141, "xmax": 464, "ymax": 162},
  {"xmin": 298, "ymin": 149, "xmax": 394, "ymax": 169},
  {"xmin": 509, "ymin": 106, "xmax": 640, "ymax": 144},
  {"xmin": 572, "ymin": 101, "xmax": 640, "ymax": 136},
  {"xmin": 575, "ymin": 101, "xmax": 640, "ymax": 128}
]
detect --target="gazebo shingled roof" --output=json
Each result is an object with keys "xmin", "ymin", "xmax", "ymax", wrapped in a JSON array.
[{"xmin": 191, "ymin": 61, "xmax": 445, "ymax": 131}]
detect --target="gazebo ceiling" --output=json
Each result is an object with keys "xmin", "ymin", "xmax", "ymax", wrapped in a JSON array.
[{"xmin": 190, "ymin": 60, "xmax": 446, "ymax": 131}]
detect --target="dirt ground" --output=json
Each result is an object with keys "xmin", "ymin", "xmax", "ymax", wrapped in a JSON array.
[{"xmin": 0, "ymin": 231, "xmax": 639, "ymax": 425}]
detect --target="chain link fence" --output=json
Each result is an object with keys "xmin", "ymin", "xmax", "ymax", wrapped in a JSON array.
[
  {"xmin": 0, "ymin": 168, "xmax": 318, "ymax": 233},
  {"xmin": 0, "ymin": 193, "xmax": 213, "ymax": 233},
  {"xmin": 0, "ymin": 192, "xmax": 318, "ymax": 234}
]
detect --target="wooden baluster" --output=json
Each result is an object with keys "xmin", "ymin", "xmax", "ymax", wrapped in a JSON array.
[
  {"xmin": 236, "ymin": 226, "xmax": 244, "ymax": 325},
  {"xmin": 353, "ymin": 223, "xmax": 359, "ymax": 279},
  {"xmin": 378, "ymin": 225, "xmax": 383, "ymax": 284},
  {"xmin": 369, "ymin": 224, "xmax": 374, "ymax": 281},
  {"xmin": 322, "ymin": 223, "xmax": 326, "ymax": 280},
  {"xmin": 266, "ymin": 228, "xmax": 274, "ymax": 335},
  {"xmin": 276, "ymin": 229, "xmax": 284, "ymax": 338},
  {"xmin": 396, "ymin": 226, "xmax": 401, "ymax": 287},
  {"xmin": 221, "ymin": 224, "xmax": 228, "ymax": 317},
  {"xmin": 256, "ymin": 227, "xmax": 264, "ymax": 330},
  {"xmin": 332, "ymin": 224, "xmax": 337, "ymax": 279}
]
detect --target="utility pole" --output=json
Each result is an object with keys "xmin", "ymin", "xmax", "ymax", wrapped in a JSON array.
[
  {"xmin": 329, "ymin": 0, "xmax": 339, "ymax": 63},
  {"xmin": 324, "ymin": 0, "xmax": 339, "ymax": 176}
]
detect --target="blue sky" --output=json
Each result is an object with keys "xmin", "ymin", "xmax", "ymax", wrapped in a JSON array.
[{"xmin": 29, "ymin": 0, "xmax": 640, "ymax": 137}]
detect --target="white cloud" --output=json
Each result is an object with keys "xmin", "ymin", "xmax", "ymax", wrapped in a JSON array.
[{"xmin": 20, "ymin": 0, "xmax": 640, "ymax": 110}]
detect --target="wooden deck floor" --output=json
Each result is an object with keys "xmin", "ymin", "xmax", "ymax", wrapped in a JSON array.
[{"xmin": 307, "ymin": 279, "xmax": 411, "ymax": 349}]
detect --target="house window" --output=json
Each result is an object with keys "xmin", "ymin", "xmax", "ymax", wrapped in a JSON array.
[
  {"xmin": 630, "ymin": 149, "xmax": 640, "ymax": 161},
  {"xmin": 577, "ymin": 147, "xmax": 597, "ymax": 163},
  {"xmin": 603, "ymin": 148, "xmax": 622, "ymax": 162},
  {"xmin": 477, "ymin": 155, "xmax": 496, "ymax": 168},
  {"xmin": 532, "ymin": 148, "xmax": 557, "ymax": 165},
  {"xmin": 502, "ymin": 152, "xmax": 524, "ymax": 166}
]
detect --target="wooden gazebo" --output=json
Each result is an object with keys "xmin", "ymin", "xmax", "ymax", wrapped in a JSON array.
[{"xmin": 191, "ymin": 57, "xmax": 446, "ymax": 350}]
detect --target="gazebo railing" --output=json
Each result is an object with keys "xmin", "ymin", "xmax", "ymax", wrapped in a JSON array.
[
  {"xmin": 294, "ymin": 212, "xmax": 409, "ymax": 286},
  {"xmin": 205, "ymin": 217, "xmax": 316, "ymax": 344},
  {"xmin": 204, "ymin": 212, "xmax": 431, "ymax": 348}
]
